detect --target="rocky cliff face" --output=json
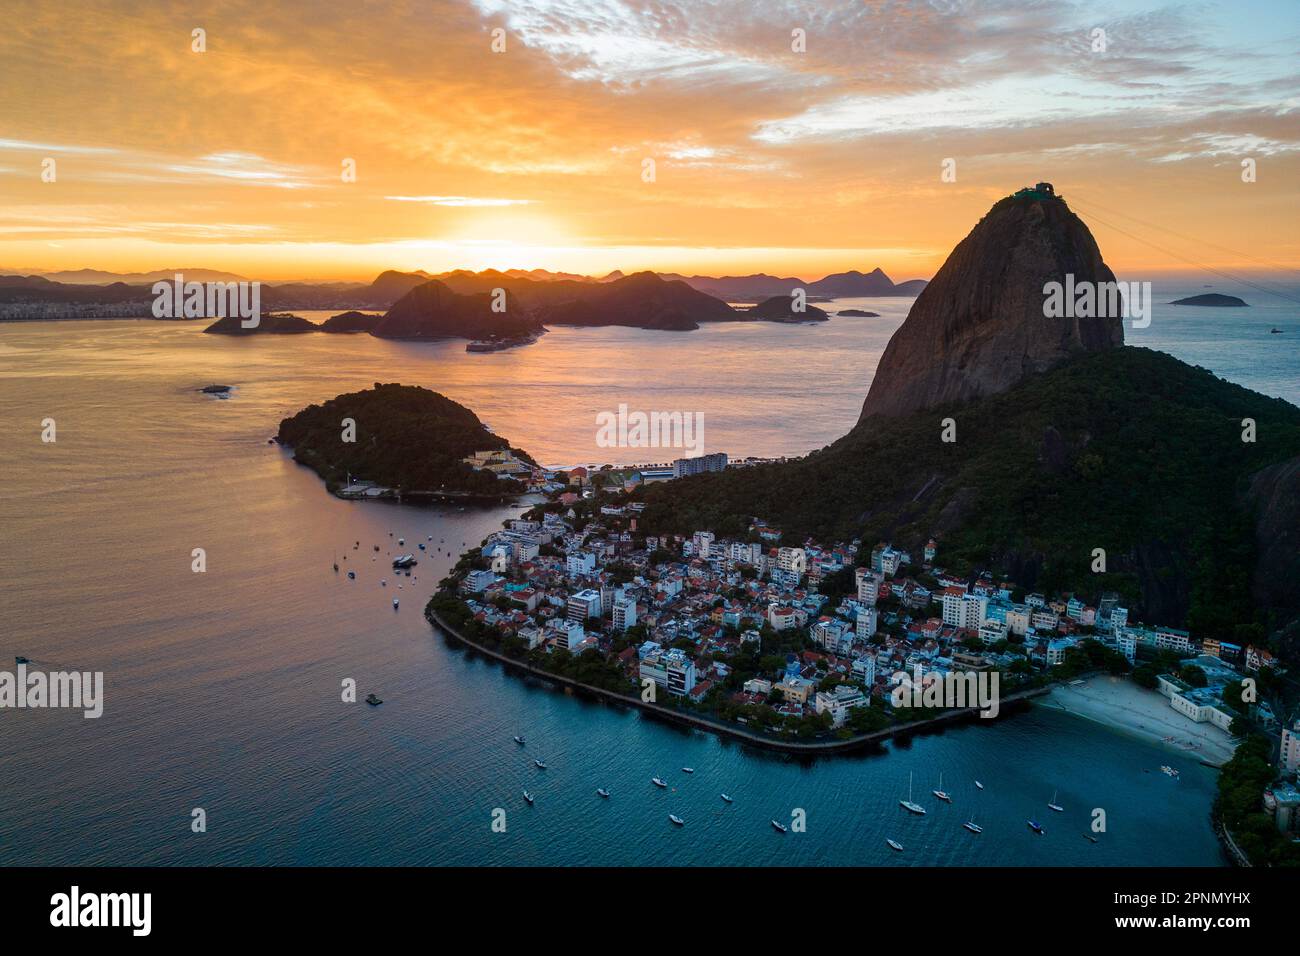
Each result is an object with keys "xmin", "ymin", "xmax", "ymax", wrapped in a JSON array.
[
  {"xmin": 859, "ymin": 192, "xmax": 1124, "ymax": 419},
  {"xmin": 1247, "ymin": 453, "xmax": 1300, "ymax": 623}
]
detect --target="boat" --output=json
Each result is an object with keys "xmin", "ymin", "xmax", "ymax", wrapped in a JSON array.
[
  {"xmin": 392, "ymin": 598, "xmax": 399, "ymax": 608},
  {"xmin": 932, "ymin": 773, "xmax": 951, "ymax": 802},
  {"xmin": 899, "ymin": 772, "xmax": 926, "ymax": 815},
  {"xmin": 522, "ymin": 790, "xmax": 534, "ymax": 805},
  {"xmin": 1027, "ymin": 820, "xmax": 1045, "ymax": 834},
  {"xmin": 397, "ymin": 538, "xmax": 404, "ymax": 546},
  {"xmin": 720, "ymin": 793, "xmax": 733, "ymax": 803},
  {"xmin": 347, "ymin": 570, "xmax": 355, "ymax": 579},
  {"xmin": 597, "ymin": 788, "xmax": 610, "ymax": 798},
  {"xmin": 418, "ymin": 543, "xmax": 425, "ymax": 550},
  {"xmin": 652, "ymin": 777, "xmax": 668, "ymax": 788},
  {"xmin": 533, "ymin": 759, "xmax": 547, "ymax": 769},
  {"xmin": 1084, "ymin": 834, "xmax": 1099, "ymax": 843},
  {"xmin": 681, "ymin": 767, "xmax": 695, "ymax": 774},
  {"xmin": 513, "ymin": 735, "xmax": 525, "ymax": 745},
  {"xmin": 1271, "ymin": 327, "xmax": 1283, "ymax": 334},
  {"xmin": 887, "ymin": 839, "xmax": 904, "ymax": 852},
  {"xmin": 1160, "ymin": 765, "xmax": 1180, "ymax": 778},
  {"xmin": 770, "ymin": 819, "xmax": 788, "ymax": 833},
  {"xmin": 373, "ymin": 545, "xmax": 380, "ymax": 552},
  {"xmin": 975, "ymin": 780, "xmax": 984, "ymax": 790},
  {"xmin": 365, "ymin": 693, "xmax": 382, "ymax": 706},
  {"xmin": 15, "ymin": 656, "xmax": 31, "ymax": 664},
  {"xmin": 332, "ymin": 559, "xmax": 338, "ymax": 572},
  {"xmin": 392, "ymin": 554, "xmax": 418, "ymax": 569},
  {"xmin": 668, "ymin": 814, "xmax": 684, "ymax": 826},
  {"xmin": 963, "ymin": 819, "xmax": 984, "ymax": 834},
  {"xmin": 1048, "ymin": 790, "xmax": 1064, "ymax": 812}
]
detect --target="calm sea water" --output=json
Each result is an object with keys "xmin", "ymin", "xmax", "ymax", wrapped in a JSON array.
[{"xmin": 2, "ymin": 282, "xmax": 1292, "ymax": 866}]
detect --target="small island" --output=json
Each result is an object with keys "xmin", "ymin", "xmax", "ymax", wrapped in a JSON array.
[
  {"xmin": 203, "ymin": 312, "xmax": 319, "ymax": 334},
  {"xmin": 743, "ymin": 295, "xmax": 829, "ymax": 323},
  {"xmin": 1169, "ymin": 293, "xmax": 1248, "ymax": 307},
  {"xmin": 276, "ymin": 383, "xmax": 536, "ymax": 499},
  {"xmin": 835, "ymin": 309, "xmax": 881, "ymax": 317},
  {"xmin": 319, "ymin": 310, "xmax": 382, "ymax": 333}
]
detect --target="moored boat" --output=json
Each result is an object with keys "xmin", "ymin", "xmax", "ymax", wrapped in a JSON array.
[
  {"xmin": 887, "ymin": 839, "xmax": 904, "ymax": 852},
  {"xmin": 669, "ymin": 814, "xmax": 684, "ymax": 826},
  {"xmin": 770, "ymin": 819, "xmax": 788, "ymax": 833}
]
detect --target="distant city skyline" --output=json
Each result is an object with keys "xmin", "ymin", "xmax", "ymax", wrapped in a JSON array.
[{"xmin": 1, "ymin": 0, "xmax": 1296, "ymax": 280}]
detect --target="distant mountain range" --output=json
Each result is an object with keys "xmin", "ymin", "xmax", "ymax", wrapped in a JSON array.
[{"xmin": 0, "ymin": 265, "xmax": 926, "ymax": 329}]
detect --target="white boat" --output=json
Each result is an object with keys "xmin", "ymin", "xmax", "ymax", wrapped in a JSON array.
[
  {"xmin": 932, "ymin": 773, "xmax": 951, "ymax": 802},
  {"xmin": 887, "ymin": 839, "xmax": 904, "ymax": 852},
  {"xmin": 597, "ymin": 788, "xmax": 610, "ymax": 798},
  {"xmin": 899, "ymin": 772, "xmax": 926, "ymax": 815},
  {"xmin": 392, "ymin": 598, "xmax": 399, "ymax": 608},
  {"xmin": 720, "ymin": 793, "xmax": 733, "ymax": 803},
  {"xmin": 770, "ymin": 819, "xmax": 788, "ymax": 833},
  {"xmin": 975, "ymin": 780, "xmax": 985, "ymax": 790},
  {"xmin": 652, "ymin": 777, "xmax": 668, "ymax": 788},
  {"xmin": 534, "ymin": 759, "xmax": 547, "ymax": 769},
  {"xmin": 963, "ymin": 814, "xmax": 983, "ymax": 834},
  {"xmin": 1028, "ymin": 820, "xmax": 1045, "ymax": 834},
  {"xmin": 669, "ymin": 814, "xmax": 684, "ymax": 826},
  {"xmin": 513, "ymin": 736, "xmax": 525, "ymax": 745},
  {"xmin": 681, "ymin": 767, "xmax": 695, "ymax": 774},
  {"xmin": 1048, "ymin": 790, "xmax": 1064, "ymax": 812},
  {"xmin": 522, "ymin": 790, "xmax": 534, "ymax": 804}
]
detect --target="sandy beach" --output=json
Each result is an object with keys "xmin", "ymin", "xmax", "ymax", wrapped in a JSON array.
[{"xmin": 1041, "ymin": 675, "xmax": 1239, "ymax": 767}]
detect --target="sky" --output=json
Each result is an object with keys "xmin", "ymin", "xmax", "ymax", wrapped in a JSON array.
[{"xmin": 0, "ymin": 0, "xmax": 1297, "ymax": 282}]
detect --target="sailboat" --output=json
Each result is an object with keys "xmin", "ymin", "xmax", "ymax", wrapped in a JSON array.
[
  {"xmin": 887, "ymin": 839, "xmax": 904, "ymax": 852},
  {"xmin": 899, "ymin": 772, "xmax": 926, "ymax": 815},
  {"xmin": 963, "ymin": 812, "xmax": 983, "ymax": 834},
  {"xmin": 932, "ymin": 773, "xmax": 951, "ymax": 802},
  {"xmin": 975, "ymin": 780, "xmax": 984, "ymax": 790},
  {"xmin": 1048, "ymin": 790, "xmax": 1064, "ymax": 812}
]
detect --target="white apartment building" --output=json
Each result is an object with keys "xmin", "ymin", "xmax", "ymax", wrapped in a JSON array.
[
  {"xmin": 566, "ymin": 551, "xmax": 596, "ymax": 578},
  {"xmin": 612, "ymin": 595, "xmax": 638, "ymax": 631},
  {"xmin": 566, "ymin": 588, "xmax": 602, "ymax": 621}
]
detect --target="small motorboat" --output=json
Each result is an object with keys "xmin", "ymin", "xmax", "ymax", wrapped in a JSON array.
[
  {"xmin": 365, "ymin": 693, "xmax": 382, "ymax": 706},
  {"xmin": 513, "ymin": 736, "xmax": 525, "ymax": 745},
  {"xmin": 1048, "ymin": 790, "xmax": 1064, "ymax": 812},
  {"xmin": 975, "ymin": 780, "xmax": 984, "ymax": 790},
  {"xmin": 652, "ymin": 777, "xmax": 668, "ymax": 788},
  {"xmin": 770, "ymin": 819, "xmax": 788, "ymax": 833},
  {"xmin": 333, "ymin": 561, "xmax": 339, "ymax": 572},
  {"xmin": 392, "ymin": 598, "xmax": 399, "ymax": 608},
  {"xmin": 1084, "ymin": 834, "xmax": 1099, "ymax": 843},
  {"xmin": 668, "ymin": 814, "xmax": 684, "ymax": 826},
  {"xmin": 523, "ymin": 790, "xmax": 534, "ymax": 805},
  {"xmin": 1027, "ymin": 820, "xmax": 1045, "ymax": 834},
  {"xmin": 418, "ymin": 543, "xmax": 426, "ymax": 550},
  {"xmin": 963, "ymin": 816, "xmax": 983, "ymax": 834},
  {"xmin": 398, "ymin": 538, "xmax": 405, "ymax": 546},
  {"xmin": 597, "ymin": 788, "xmax": 610, "ymax": 798},
  {"xmin": 887, "ymin": 839, "xmax": 904, "ymax": 852},
  {"xmin": 720, "ymin": 793, "xmax": 733, "ymax": 803},
  {"xmin": 381, "ymin": 579, "xmax": 387, "ymax": 586},
  {"xmin": 15, "ymin": 656, "xmax": 31, "ymax": 664},
  {"xmin": 373, "ymin": 545, "xmax": 380, "ymax": 552},
  {"xmin": 347, "ymin": 571, "xmax": 356, "ymax": 579},
  {"xmin": 681, "ymin": 767, "xmax": 695, "ymax": 774},
  {"xmin": 534, "ymin": 759, "xmax": 547, "ymax": 769}
]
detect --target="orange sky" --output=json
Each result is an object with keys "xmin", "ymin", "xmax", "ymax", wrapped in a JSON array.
[{"xmin": 1, "ymin": 0, "xmax": 1297, "ymax": 282}]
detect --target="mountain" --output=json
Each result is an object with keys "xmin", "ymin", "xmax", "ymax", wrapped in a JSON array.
[
  {"xmin": 31, "ymin": 267, "xmax": 248, "ymax": 285},
  {"xmin": 277, "ymin": 383, "xmax": 535, "ymax": 497},
  {"xmin": 744, "ymin": 295, "xmax": 829, "ymax": 322},
  {"xmin": 806, "ymin": 268, "xmax": 900, "ymax": 297},
  {"xmin": 659, "ymin": 273, "xmax": 807, "ymax": 301},
  {"xmin": 539, "ymin": 271, "xmax": 736, "ymax": 331},
  {"xmin": 631, "ymin": 186, "xmax": 1300, "ymax": 641},
  {"xmin": 860, "ymin": 188, "xmax": 1123, "ymax": 420},
  {"xmin": 365, "ymin": 270, "xmax": 431, "ymax": 301},
  {"xmin": 371, "ymin": 279, "xmax": 538, "ymax": 340}
]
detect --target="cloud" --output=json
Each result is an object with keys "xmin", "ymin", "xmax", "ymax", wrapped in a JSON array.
[{"xmin": 385, "ymin": 195, "xmax": 535, "ymax": 206}]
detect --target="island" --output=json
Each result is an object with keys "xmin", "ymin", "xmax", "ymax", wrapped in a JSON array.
[
  {"xmin": 276, "ymin": 383, "xmax": 536, "ymax": 499},
  {"xmin": 319, "ymin": 310, "xmax": 382, "ymax": 333},
  {"xmin": 742, "ymin": 295, "xmax": 829, "ymax": 322},
  {"xmin": 835, "ymin": 309, "xmax": 881, "ymax": 317},
  {"xmin": 203, "ymin": 312, "xmax": 319, "ymax": 334},
  {"xmin": 1169, "ymin": 293, "xmax": 1248, "ymax": 307}
]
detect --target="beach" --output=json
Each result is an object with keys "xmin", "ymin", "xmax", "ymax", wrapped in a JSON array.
[{"xmin": 1042, "ymin": 675, "xmax": 1239, "ymax": 767}]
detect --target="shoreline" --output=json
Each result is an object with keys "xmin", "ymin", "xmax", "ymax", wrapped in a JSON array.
[
  {"xmin": 1040, "ymin": 674, "xmax": 1238, "ymax": 767},
  {"xmin": 426, "ymin": 605, "xmax": 1052, "ymax": 756}
]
